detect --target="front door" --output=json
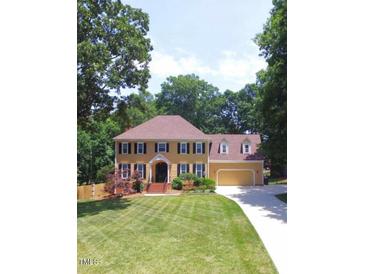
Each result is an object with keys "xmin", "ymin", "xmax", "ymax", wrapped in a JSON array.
[{"xmin": 155, "ymin": 162, "xmax": 167, "ymax": 182}]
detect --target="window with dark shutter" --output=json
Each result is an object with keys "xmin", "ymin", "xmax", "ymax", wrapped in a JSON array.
[{"xmin": 177, "ymin": 142, "xmax": 180, "ymax": 154}]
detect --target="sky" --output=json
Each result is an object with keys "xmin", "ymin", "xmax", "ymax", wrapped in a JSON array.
[{"xmin": 122, "ymin": 0, "xmax": 273, "ymax": 94}]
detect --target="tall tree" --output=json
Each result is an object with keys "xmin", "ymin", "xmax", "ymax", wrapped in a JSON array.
[
  {"xmin": 123, "ymin": 89, "xmax": 157, "ymax": 128},
  {"xmin": 155, "ymin": 74, "xmax": 221, "ymax": 133},
  {"xmin": 77, "ymin": 118, "xmax": 121, "ymax": 183},
  {"xmin": 77, "ymin": 0, "xmax": 153, "ymax": 125},
  {"xmin": 254, "ymin": 0, "xmax": 287, "ymax": 176}
]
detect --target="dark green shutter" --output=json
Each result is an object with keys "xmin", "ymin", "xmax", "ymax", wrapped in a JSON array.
[
  {"xmin": 144, "ymin": 143, "xmax": 147, "ymax": 154},
  {"xmin": 177, "ymin": 164, "xmax": 180, "ymax": 176},
  {"xmin": 202, "ymin": 143, "xmax": 205, "ymax": 154},
  {"xmin": 202, "ymin": 164, "xmax": 206, "ymax": 178},
  {"xmin": 187, "ymin": 164, "xmax": 190, "ymax": 173},
  {"xmin": 193, "ymin": 143, "xmax": 196, "ymax": 154},
  {"xmin": 134, "ymin": 143, "xmax": 137, "ymax": 154},
  {"xmin": 143, "ymin": 164, "xmax": 146, "ymax": 179},
  {"xmin": 193, "ymin": 164, "xmax": 196, "ymax": 174},
  {"xmin": 187, "ymin": 143, "xmax": 190, "ymax": 154},
  {"xmin": 128, "ymin": 143, "xmax": 131, "ymax": 154},
  {"xmin": 119, "ymin": 143, "xmax": 122, "ymax": 154},
  {"xmin": 177, "ymin": 142, "xmax": 180, "ymax": 154},
  {"xmin": 128, "ymin": 164, "xmax": 131, "ymax": 177},
  {"xmin": 155, "ymin": 143, "xmax": 157, "ymax": 152},
  {"xmin": 166, "ymin": 143, "xmax": 169, "ymax": 152}
]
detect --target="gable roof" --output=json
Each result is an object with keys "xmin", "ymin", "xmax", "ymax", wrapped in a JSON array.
[
  {"xmin": 208, "ymin": 134, "xmax": 263, "ymax": 160},
  {"xmin": 113, "ymin": 115, "xmax": 208, "ymax": 140}
]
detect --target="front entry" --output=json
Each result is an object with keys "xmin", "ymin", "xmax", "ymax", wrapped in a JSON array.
[{"xmin": 155, "ymin": 162, "xmax": 167, "ymax": 182}]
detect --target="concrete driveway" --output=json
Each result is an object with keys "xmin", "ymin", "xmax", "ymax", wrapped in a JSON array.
[{"xmin": 216, "ymin": 185, "xmax": 287, "ymax": 274}]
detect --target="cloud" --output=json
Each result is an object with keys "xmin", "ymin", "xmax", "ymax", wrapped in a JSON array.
[
  {"xmin": 149, "ymin": 48, "xmax": 266, "ymax": 90},
  {"xmin": 218, "ymin": 51, "xmax": 267, "ymax": 86},
  {"xmin": 150, "ymin": 51, "xmax": 216, "ymax": 78}
]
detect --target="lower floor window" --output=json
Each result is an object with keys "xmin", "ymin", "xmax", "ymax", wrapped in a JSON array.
[
  {"xmin": 196, "ymin": 163, "xmax": 203, "ymax": 177},
  {"xmin": 121, "ymin": 163, "xmax": 129, "ymax": 179},
  {"xmin": 137, "ymin": 163, "xmax": 144, "ymax": 178},
  {"xmin": 180, "ymin": 163, "xmax": 188, "ymax": 174}
]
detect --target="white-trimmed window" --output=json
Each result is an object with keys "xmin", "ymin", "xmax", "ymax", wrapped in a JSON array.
[
  {"xmin": 180, "ymin": 142, "xmax": 187, "ymax": 154},
  {"xmin": 196, "ymin": 163, "xmax": 204, "ymax": 177},
  {"xmin": 121, "ymin": 163, "xmax": 129, "ymax": 179},
  {"xmin": 243, "ymin": 143, "xmax": 251, "ymax": 154},
  {"xmin": 137, "ymin": 163, "xmax": 144, "ymax": 178},
  {"xmin": 158, "ymin": 142, "xmax": 167, "ymax": 152},
  {"xmin": 196, "ymin": 142, "xmax": 203, "ymax": 154},
  {"xmin": 180, "ymin": 163, "xmax": 188, "ymax": 174},
  {"xmin": 137, "ymin": 142, "xmax": 144, "ymax": 154},
  {"xmin": 220, "ymin": 142, "xmax": 228, "ymax": 154},
  {"xmin": 122, "ymin": 142, "xmax": 129, "ymax": 154}
]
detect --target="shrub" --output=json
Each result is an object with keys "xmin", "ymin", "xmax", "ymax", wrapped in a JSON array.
[
  {"xmin": 131, "ymin": 170, "xmax": 144, "ymax": 193},
  {"xmin": 202, "ymin": 178, "xmax": 215, "ymax": 187},
  {"xmin": 96, "ymin": 164, "xmax": 115, "ymax": 183},
  {"xmin": 172, "ymin": 177, "xmax": 183, "ymax": 190},
  {"xmin": 132, "ymin": 180, "xmax": 144, "ymax": 193},
  {"xmin": 178, "ymin": 173, "xmax": 197, "ymax": 181},
  {"xmin": 193, "ymin": 177, "xmax": 204, "ymax": 186}
]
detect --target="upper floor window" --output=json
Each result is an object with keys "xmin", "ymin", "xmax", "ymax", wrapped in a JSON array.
[
  {"xmin": 137, "ymin": 142, "xmax": 144, "ymax": 154},
  {"xmin": 122, "ymin": 142, "xmax": 129, "ymax": 154},
  {"xmin": 220, "ymin": 142, "xmax": 228, "ymax": 154},
  {"xmin": 158, "ymin": 142, "xmax": 167, "ymax": 153},
  {"xmin": 196, "ymin": 142, "xmax": 203, "ymax": 154},
  {"xmin": 180, "ymin": 142, "xmax": 187, "ymax": 154}
]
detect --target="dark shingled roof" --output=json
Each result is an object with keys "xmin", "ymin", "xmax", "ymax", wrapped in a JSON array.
[
  {"xmin": 113, "ymin": 115, "xmax": 208, "ymax": 140},
  {"xmin": 207, "ymin": 134, "xmax": 263, "ymax": 160}
]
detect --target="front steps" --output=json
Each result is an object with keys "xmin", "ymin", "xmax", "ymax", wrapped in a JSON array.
[{"xmin": 147, "ymin": 183, "xmax": 171, "ymax": 193}]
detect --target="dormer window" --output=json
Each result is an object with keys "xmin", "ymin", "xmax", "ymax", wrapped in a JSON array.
[
  {"xmin": 243, "ymin": 143, "xmax": 251, "ymax": 154},
  {"xmin": 220, "ymin": 142, "xmax": 228, "ymax": 154}
]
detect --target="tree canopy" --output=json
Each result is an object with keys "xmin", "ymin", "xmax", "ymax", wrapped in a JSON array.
[
  {"xmin": 254, "ymin": 0, "xmax": 287, "ymax": 176},
  {"xmin": 77, "ymin": 0, "xmax": 153, "ymax": 124}
]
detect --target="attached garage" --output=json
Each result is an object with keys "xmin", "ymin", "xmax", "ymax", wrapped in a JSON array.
[
  {"xmin": 217, "ymin": 169, "xmax": 255, "ymax": 186},
  {"xmin": 209, "ymin": 161, "xmax": 264, "ymax": 186}
]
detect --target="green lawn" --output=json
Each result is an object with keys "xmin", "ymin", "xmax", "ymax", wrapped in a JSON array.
[
  {"xmin": 78, "ymin": 194, "xmax": 277, "ymax": 274},
  {"xmin": 268, "ymin": 178, "xmax": 287, "ymax": 185},
  {"xmin": 275, "ymin": 193, "xmax": 287, "ymax": 203}
]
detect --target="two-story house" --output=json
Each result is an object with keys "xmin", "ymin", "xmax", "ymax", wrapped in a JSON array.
[{"xmin": 113, "ymin": 115, "xmax": 264, "ymax": 192}]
